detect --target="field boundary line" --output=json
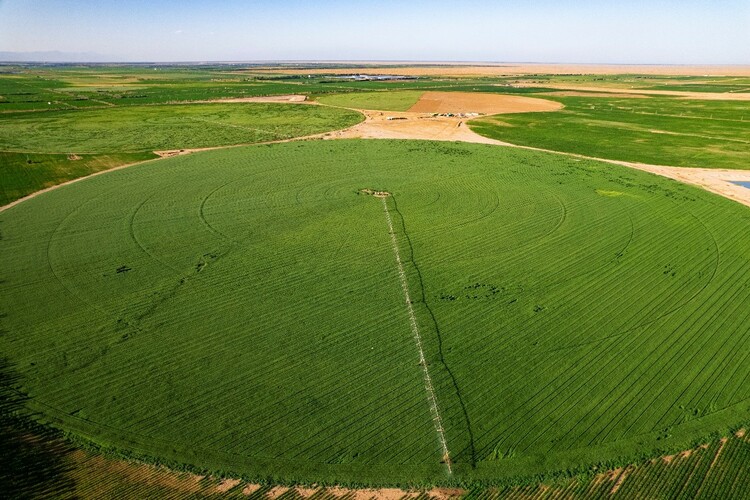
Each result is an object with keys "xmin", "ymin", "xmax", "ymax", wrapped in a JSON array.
[{"xmin": 380, "ymin": 195, "xmax": 453, "ymax": 474}]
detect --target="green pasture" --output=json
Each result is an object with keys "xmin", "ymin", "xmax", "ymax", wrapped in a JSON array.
[
  {"xmin": 317, "ymin": 90, "xmax": 424, "ymax": 111},
  {"xmin": 0, "ymin": 152, "xmax": 156, "ymax": 206},
  {"xmin": 0, "ymin": 103, "xmax": 362, "ymax": 154},
  {"xmin": 3, "ymin": 140, "xmax": 750, "ymax": 485},
  {"xmin": 470, "ymin": 96, "xmax": 750, "ymax": 169}
]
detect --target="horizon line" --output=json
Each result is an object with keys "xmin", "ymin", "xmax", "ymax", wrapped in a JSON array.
[{"xmin": 1, "ymin": 58, "xmax": 750, "ymax": 67}]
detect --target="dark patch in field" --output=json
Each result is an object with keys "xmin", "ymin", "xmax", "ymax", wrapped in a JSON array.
[
  {"xmin": 438, "ymin": 283, "xmax": 511, "ymax": 301},
  {"xmin": 195, "ymin": 253, "xmax": 218, "ymax": 273},
  {"xmin": 408, "ymin": 144, "xmax": 474, "ymax": 157},
  {"xmin": 663, "ymin": 264, "xmax": 677, "ymax": 277},
  {"xmin": 115, "ymin": 265, "xmax": 131, "ymax": 274}
]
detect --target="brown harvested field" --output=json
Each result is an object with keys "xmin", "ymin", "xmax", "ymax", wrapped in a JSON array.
[
  {"xmin": 406, "ymin": 91, "xmax": 563, "ymax": 114},
  {"xmin": 250, "ymin": 63, "xmax": 750, "ymax": 77}
]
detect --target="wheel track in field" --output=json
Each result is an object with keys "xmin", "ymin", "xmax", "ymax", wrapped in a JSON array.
[
  {"xmin": 388, "ymin": 195, "xmax": 478, "ymax": 468},
  {"xmin": 379, "ymin": 194, "xmax": 453, "ymax": 474}
]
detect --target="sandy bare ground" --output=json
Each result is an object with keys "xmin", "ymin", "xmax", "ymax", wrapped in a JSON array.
[
  {"xmin": 407, "ymin": 91, "xmax": 562, "ymax": 114},
  {"xmin": 326, "ymin": 109, "xmax": 510, "ymax": 144},
  {"xmin": 516, "ymin": 83, "xmax": 750, "ymax": 101},
  {"xmin": 251, "ymin": 63, "xmax": 750, "ymax": 77}
]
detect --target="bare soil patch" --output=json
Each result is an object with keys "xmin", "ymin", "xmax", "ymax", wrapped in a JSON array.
[
  {"xmin": 359, "ymin": 188, "xmax": 391, "ymax": 198},
  {"xmin": 326, "ymin": 109, "xmax": 511, "ymax": 145},
  {"xmin": 610, "ymin": 467, "xmax": 632, "ymax": 494},
  {"xmin": 327, "ymin": 486, "xmax": 418, "ymax": 500},
  {"xmin": 216, "ymin": 478, "xmax": 241, "ymax": 493},
  {"xmin": 322, "ymin": 92, "xmax": 558, "ymax": 144},
  {"xmin": 242, "ymin": 483, "xmax": 262, "ymax": 495},
  {"xmin": 407, "ymin": 91, "xmax": 562, "ymax": 114},
  {"xmin": 429, "ymin": 487, "xmax": 465, "ymax": 499}
]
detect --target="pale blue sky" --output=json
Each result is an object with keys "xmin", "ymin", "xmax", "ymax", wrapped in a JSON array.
[{"xmin": 0, "ymin": 0, "xmax": 748, "ymax": 63}]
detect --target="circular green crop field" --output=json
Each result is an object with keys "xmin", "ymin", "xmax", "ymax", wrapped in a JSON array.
[{"xmin": 3, "ymin": 140, "xmax": 750, "ymax": 485}]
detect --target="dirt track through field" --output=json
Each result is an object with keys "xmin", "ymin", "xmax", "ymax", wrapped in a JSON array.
[{"xmin": 188, "ymin": 94, "xmax": 310, "ymax": 104}]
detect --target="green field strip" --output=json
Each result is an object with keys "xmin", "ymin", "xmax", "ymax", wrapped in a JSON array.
[
  {"xmin": 317, "ymin": 91, "xmax": 425, "ymax": 111},
  {"xmin": 385, "ymin": 193, "xmax": 480, "ymax": 469},
  {"xmin": 579, "ymin": 285, "xmax": 734, "ymax": 444},
  {"xmin": 690, "ymin": 439, "xmax": 728, "ymax": 497},
  {"xmin": 694, "ymin": 307, "xmax": 750, "ymax": 410},
  {"xmin": 452, "ymin": 254, "xmax": 692, "ymax": 446},
  {"xmin": 184, "ymin": 115, "xmax": 293, "ymax": 139}
]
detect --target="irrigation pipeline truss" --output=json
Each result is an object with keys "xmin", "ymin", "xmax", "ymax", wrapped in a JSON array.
[{"xmin": 380, "ymin": 195, "xmax": 453, "ymax": 474}]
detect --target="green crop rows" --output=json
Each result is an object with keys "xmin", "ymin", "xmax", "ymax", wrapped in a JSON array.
[
  {"xmin": 3, "ymin": 140, "xmax": 750, "ymax": 485},
  {"xmin": 317, "ymin": 91, "xmax": 424, "ymax": 111},
  {"xmin": 476, "ymin": 432, "xmax": 750, "ymax": 498}
]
